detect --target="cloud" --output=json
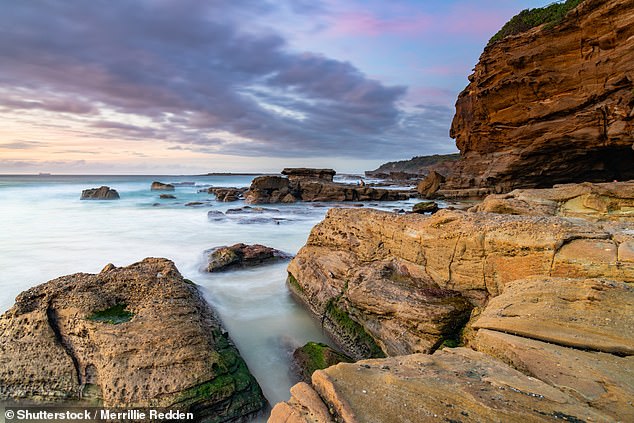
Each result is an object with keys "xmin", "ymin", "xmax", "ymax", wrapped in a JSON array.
[
  {"xmin": 0, "ymin": 141, "xmax": 47, "ymax": 150},
  {"xmin": 0, "ymin": 0, "xmax": 458, "ymax": 161}
]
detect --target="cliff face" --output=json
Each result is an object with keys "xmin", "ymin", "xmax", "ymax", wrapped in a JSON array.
[{"xmin": 446, "ymin": 0, "xmax": 634, "ymax": 195}]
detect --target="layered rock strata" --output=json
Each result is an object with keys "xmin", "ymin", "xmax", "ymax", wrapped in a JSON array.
[
  {"xmin": 444, "ymin": 0, "xmax": 634, "ymax": 196},
  {"xmin": 277, "ymin": 181, "xmax": 634, "ymax": 422},
  {"xmin": 0, "ymin": 258, "xmax": 267, "ymax": 421}
]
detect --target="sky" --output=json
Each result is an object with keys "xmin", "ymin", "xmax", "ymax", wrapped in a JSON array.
[{"xmin": 0, "ymin": 0, "xmax": 551, "ymax": 174}]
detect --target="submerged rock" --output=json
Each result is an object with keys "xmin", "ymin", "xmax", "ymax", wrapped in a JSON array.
[
  {"xmin": 159, "ymin": 194, "xmax": 176, "ymax": 199},
  {"xmin": 80, "ymin": 186, "xmax": 120, "ymax": 200},
  {"xmin": 0, "ymin": 258, "xmax": 267, "ymax": 420},
  {"xmin": 205, "ymin": 243, "xmax": 292, "ymax": 272},
  {"xmin": 150, "ymin": 181, "xmax": 175, "ymax": 191}
]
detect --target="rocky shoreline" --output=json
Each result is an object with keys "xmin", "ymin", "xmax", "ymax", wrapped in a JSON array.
[{"xmin": 274, "ymin": 181, "xmax": 634, "ymax": 422}]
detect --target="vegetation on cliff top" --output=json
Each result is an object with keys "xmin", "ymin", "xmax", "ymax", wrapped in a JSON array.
[
  {"xmin": 366, "ymin": 153, "xmax": 459, "ymax": 176},
  {"xmin": 488, "ymin": 0, "xmax": 583, "ymax": 45}
]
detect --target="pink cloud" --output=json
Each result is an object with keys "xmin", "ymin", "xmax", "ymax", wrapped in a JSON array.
[{"xmin": 326, "ymin": 11, "xmax": 433, "ymax": 37}]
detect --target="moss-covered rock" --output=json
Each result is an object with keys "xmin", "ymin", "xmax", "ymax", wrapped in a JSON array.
[
  {"xmin": 292, "ymin": 342, "xmax": 352, "ymax": 383},
  {"xmin": 86, "ymin": 303, "xmax": 133, "ymax": 324}
]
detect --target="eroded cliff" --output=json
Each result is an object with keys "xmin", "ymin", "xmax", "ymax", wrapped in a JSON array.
[{"xmin": 445, "ymin": 0, "xmax": 634, "ymax": 196}]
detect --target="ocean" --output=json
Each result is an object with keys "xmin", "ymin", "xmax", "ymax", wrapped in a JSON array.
[{"xmin": 0, "ymin": 174, "xmax": 419, "ymax": 413}]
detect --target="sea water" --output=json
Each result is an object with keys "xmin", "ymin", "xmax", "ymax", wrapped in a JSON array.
[{"xmin": 0, "ymin": 174, "xmax": 418, "ymax": 414}]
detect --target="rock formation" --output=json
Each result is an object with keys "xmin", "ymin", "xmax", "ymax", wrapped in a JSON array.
[
  {"xmin": 416, "ymin": 170, "xmax": 445, "ymax": 198},
  {"xmin": 470, "ymin": 180, "xmax": 634, "ymax": 220},
  {"xmin": 80, "ymin": 186, "xmax": 120, "ymax": 200},
  {"xmin": 204, "ymin": 243, "xmax": 292, "ymax": 272},
  {"xmin": 412, "ymin": 201, "xmax": 439, "ymax": 214},
  {"xmin": 443, "ymin": 0, "xmax": 634, "ymax": 197},
  {"xmin": 150, "ymin": 181, "xmax": 175, "ymax": 191},
  {"xmin": 244, "ymin": 170, "xmax": 414, "ymax": 204},
  {"xmin": 275, "ymin": 180, "xmax": 634, "ymax": 422},
  {"xmin": 365, "ymin": 154, "xmax": 459, "ymax": 179},
  {"xmin": 0, "ymin": 258, "xmax": 267, "ymax": 420},
  {"xmin": 206, "ymin": 187, "xmax": 247, "ymax": 202}
]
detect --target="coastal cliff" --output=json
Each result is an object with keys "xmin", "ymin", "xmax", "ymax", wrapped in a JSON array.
[
  {"xmin": 443, "ymin": 0, "xmax": 634, "ymax": 197},
  {"xmin": 273, "ymin": 181, "xmax": 634, "ymax": 422}
]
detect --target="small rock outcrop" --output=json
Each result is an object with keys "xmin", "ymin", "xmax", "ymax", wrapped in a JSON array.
[
  {"xmin": 441, "ymin": 0, "xmax": 634, "ymax": 197},
  {"xmin": 80, "ymin": 186, "xmax": 120, "ymax": 200},
  {"xmin": 150, "ymin": 181, "xmax": 175, "ymax": 191},
  {"xmin": 412, "ymin": 201, "xmax": 439, "ymax": 214},
  {"xmin": 159, "ymin": 194, "xmax": 176, "ymax": 199},
  {"xmin": 245, "ymin": 170, "xmax": 414, "ymax": 204},
  {"xmin": 0, "ymin": 258, "xmax": 267, "ymax": 420},
  {"xmin": 205, "ymin": 243, "xmax": 292, "ymax": 272},
  {"xmin": 207, "ymin": 187, "xmax": 247, "ymax": 202}
]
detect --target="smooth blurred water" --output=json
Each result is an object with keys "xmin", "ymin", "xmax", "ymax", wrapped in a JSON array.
[{"xmin": 0, "ymin": 174, "xmax": 418, "ymax": 414}]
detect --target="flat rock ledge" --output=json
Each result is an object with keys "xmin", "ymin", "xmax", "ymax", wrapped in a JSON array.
[{"xmin": 0, "ymin": 258, "xmax": 267, "ymax": 421}]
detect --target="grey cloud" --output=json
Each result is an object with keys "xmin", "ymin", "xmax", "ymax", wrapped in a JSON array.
[
  {"xmin": 0, "ymin": 0, "xmax": 454, "ymax": 160},
  {"xmin": 0, "ymin": 141, "xmax": 47, "ymax": 150}
]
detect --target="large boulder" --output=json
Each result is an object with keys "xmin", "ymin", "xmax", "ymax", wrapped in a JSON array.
[
  {"xmin": 444, "ymin": 0, "xmax": 634, "ymax": 196},
  {"xmin": 80, "ymin": 186, "xmax": 120, "ymax": 200},
  {"xmin": 0, "ymin": 258, "xmax": 267, "ymax": 420},
  {"xmin": 204, "ymin": 243, "xmax": 292, "ymax": 272},
  {"xmin": 416, "ymin": 170, "xmax": 445, "ymax": 198}
]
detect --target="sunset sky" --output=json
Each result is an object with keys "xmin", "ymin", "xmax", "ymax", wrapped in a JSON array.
[{"xmin": 0, "ymin": 0, "xmax": 551, "ymax": 174}]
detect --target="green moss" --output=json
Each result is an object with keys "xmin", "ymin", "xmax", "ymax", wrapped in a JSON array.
[
  {"xmin": 439, "ymin": 338, "xmax": 460, "ymax": 349},
  {"xmin": 183, "ymin": 278, "xmax": 196, "ymax": 286},
  {"xmin": 87, "ymin": 303, "xmax": 133, "ymax": 324},
  {"xmin": 325, "ymin": 300, "xmax": 385, "ymax": 358},
  {"xmin": 488, "ymin": 0, "xmax": 583, "ymax": 45},
  {"xmin": 287, "ymin": 273, "xmax": 304, "ymax": 294},
  {"xmin": 297, "ymin": 342, "xmax": 352, "ymax": 377}
]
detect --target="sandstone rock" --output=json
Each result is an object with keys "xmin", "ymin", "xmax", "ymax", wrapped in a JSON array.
[
  {"xmin": 150, "ymin": 181, "xmax": 174, "ymax": 191},
  {"xmin": 416, "ymin": 170, "xmax": 445, "ymax": 198},
  {"xmin": 272, "ymin": 348, "xmax": 611, "ymax": 423},
  {"xmin": 205, "ymin": 243, "xmax": 292, "ymax": 272},
  {"xmin": 269, "ymin": 382, "xmax": 333, "ymax": 423},
  {"xmin": 80, "ymin": 186, "xmax": 120, "ymax": 200},
  {"xmin": 292, "ymin": 342, "xmax": 352, "ymax": 384},
  {"xmin": 445, "ymin": 0, "xmax": 634, "ymax": 196},
  {"xmin": 470, "ymin": 181, "xmax": 634, "ymax": 220},
  {"xmin": 0, "ymin": 258, "xmax": 266, "ymax": 420},
  {"xmin": 282, "ymin": 168, "xmax": 336, "ymax": 182},
  {"xmin": 472, "ymin": 329, "xmax": 634, "ymax": 421},
  {"xmin": 287, "ymin": 208, "xmax": 634, "ymax": 358},
  {"xmin": 412, "ymin": 201, "xmax": 439, "ymax": 214},
  {"xmin": 472, "ymin": 277, "xmax": 634, "ymax": 355}
]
